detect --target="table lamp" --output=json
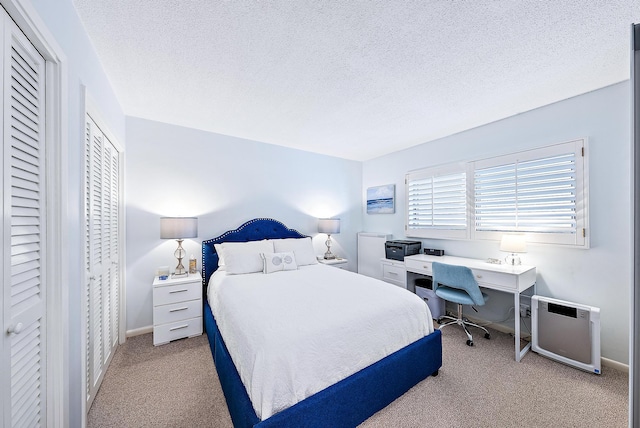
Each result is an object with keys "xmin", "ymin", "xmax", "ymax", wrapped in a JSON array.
[
  {"xmin": 161, "ymin": 217, "xmax": 198, "ymax": 276},
  {"xmin": 500, "ymin": 233, "xmax": 527, "ymax": 266},
  {"xmin": 318, "ymin": 218, "xmax": 340, "ymax": 260}
]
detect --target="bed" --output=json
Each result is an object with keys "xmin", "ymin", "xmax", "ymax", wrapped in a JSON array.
[{"xmin": 202, "ymin": 218, "xmax": 442, "ymax": 427}]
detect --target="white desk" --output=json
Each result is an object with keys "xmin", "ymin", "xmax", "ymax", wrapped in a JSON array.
[{"xmin": 404, "ymin": 254, "xmax": 536, "ymax": 362}]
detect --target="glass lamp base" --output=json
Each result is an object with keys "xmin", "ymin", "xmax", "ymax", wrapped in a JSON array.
[
  {"xmin": 504, "ymin": 253, "xmax": 521, "ymax": 266},
  {"xmin": 324, "ymin": 235, "xmax": 336, "ymax": 259},
  {"xmin": 173, "ymin": 239, "xmax": 188, "ymax": 276}
]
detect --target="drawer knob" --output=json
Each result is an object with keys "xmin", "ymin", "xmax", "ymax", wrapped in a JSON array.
[
  {"xmin": 476, "ymin": 275, "xmax": 482, "ymax": 279},
  {"xmin": 169, "ymin": 288, "xmax": 188, "ymax": 294},
  {"xmin": 169, "ymin": 307, "xmax": 188, "ymax": 313}
]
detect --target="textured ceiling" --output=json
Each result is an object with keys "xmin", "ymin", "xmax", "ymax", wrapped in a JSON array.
[{"xmin": 73, "ymin": 1, "xmax": 639, "ymax": 161}]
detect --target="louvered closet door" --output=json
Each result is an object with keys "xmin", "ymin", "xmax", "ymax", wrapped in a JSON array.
[
  {"xmin": 85, "ymin": 114, "xmax": 120, "ymax": 410},
  {"xmin": 0, "ymin": 10, "xmax": 47, "ymax": 428}
]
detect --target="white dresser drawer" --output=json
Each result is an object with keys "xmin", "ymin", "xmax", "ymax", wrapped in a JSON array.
[
  {"xmin": 154, "ymin": 298, "xmax": 202, "ymax": 325},
  {"xmin": 153, "ymin": 316, "xmax": 202, "ymax": 346},
  {"xmin": 153, "ymin": 280, "xmax": 201, "ymax": 306}
]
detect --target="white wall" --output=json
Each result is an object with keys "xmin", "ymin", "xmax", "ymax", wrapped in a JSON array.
[
  {"xmin": 125, "ymin": 117, "xmax": 362, "ymax": 332},
  {"xmin": 363, "ymin": 82, "xmax": 631, "ymax": 365},
  {"xmin": 24, "ymin": 0, "xmax": 126, "ymax": 426}
]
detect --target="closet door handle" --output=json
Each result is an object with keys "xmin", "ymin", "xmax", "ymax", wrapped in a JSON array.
[{"xmin": 7, "ymin": 323, "xmax": 24, "ymax": 335}]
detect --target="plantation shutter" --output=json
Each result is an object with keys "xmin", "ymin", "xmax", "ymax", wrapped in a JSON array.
[
  {"xmin": 472, "ymin": 139, "xmax": 586, "ymax": 246},
  {"xmin": 85, "ymin": 113, "xmax": 121, "ymax": 410},
  {"xmin": 475, "ymin": 154, "xmax": 577, "ymax": 233},
  {"xmin": 406, "ymin": 167, "xmax": 468, "ymax": 239},
  {"xmin": 1, "ymin": 11, "xmax": 47, "ymax": 427}
]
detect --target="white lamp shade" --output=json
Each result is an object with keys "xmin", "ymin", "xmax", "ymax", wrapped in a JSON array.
[
  {"xmin": 500, "ymin": 234, "xmax": 527, "ymax": 253},
  {"xmin": 318, "ymin": 218, "xmax": 340, "ymax": 234},
  {"xmin": 160, "ymin": 217, "xmax": 198, "ymax": 239}
]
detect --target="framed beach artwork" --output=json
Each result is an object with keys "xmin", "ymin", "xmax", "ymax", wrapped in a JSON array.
[{"xmin": 367, "ymin": 184, "xmax": 395, "ymax": 214}]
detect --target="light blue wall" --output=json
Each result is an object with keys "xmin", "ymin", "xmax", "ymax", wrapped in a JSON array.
[
  {"xmin": 27, "ymin": 0, "xmax": 126, "ymax": 425},
  {"xmin": 125, "ymin": 117, "xmax": 363, "ymax": 332},
  {"xmin": 363, "ymin": 82, "xmax": 631, "ymax": 364},
  {"xmin": 14, "ymin": 4, "xmax": 631, "ymax": 426}
]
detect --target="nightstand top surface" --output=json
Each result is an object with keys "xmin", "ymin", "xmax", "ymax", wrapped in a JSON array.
[
  {"xmin": 318, "ymin": 258, "xmax": 348, "ymax": 265},
  {"xmin": 153, "ymin": 271, "xmax": 202, "ymax": 287}
]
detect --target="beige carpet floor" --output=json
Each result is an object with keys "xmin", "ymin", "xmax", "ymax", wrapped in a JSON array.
[{"xmin": 88, "ymin": 326, "xmax": 628, "ymax": 428}]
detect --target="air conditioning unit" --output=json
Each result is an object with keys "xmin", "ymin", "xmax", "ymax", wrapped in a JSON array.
[{"xmin": 531, "ymin": 295, "xmax": 601, "ymax": 374}]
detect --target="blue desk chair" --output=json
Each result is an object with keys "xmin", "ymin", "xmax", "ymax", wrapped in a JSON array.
[{"xmin": 432, "ymin": 262, "xmax": 491, "ymax": 346}]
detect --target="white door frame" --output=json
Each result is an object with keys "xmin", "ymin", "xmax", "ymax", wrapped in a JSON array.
[
  {"xmin": 0, "ymin": 0, "xmax": 68, "ymax": 426},
  {"xmin": 631, "ymin": 22, "xmax": 639, "ymax": 428}
]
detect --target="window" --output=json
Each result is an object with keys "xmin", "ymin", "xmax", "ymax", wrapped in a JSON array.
[
  {"xmin": 471, "ymin": 139, "xmax": 587, "ymax": 246},
  {"xmin": 405, "ymin": 138, "xmax": 588, "ymax": 247},
  {"xmin": 405, "ymin": 163, "xmax": 469, "ymax": 239}
]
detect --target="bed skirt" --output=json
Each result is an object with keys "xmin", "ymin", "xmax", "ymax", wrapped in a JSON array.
[{"xmin": 204, "ymin": 301, "xmax": 442, "ymax": 428}]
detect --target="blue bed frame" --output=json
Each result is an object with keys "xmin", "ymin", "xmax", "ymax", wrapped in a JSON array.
[{"xmin": 202, "ymin": 218, "xmax": 442, "ymax": 428}]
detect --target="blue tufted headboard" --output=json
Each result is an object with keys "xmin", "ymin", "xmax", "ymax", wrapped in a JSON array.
[{"xmin": 201, "ymin": 218, "xmax": 308, "ymax": 289}]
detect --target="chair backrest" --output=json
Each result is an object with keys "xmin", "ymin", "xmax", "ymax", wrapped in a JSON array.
[{"xmin": 432, "ymin": 262, "xmax": 485, "ymax": 306}]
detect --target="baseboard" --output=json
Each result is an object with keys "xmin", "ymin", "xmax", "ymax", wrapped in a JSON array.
[
  {"xmin": 451, "ymin": 312, "xmax": 629, "ymax": 373},
  {"xmin": 601, "ymin": 357, "xmax": 629, "ymax": 373},
  {"xmin": 126, "ymin": 326, "xmax": 153, "ymax": 338}
]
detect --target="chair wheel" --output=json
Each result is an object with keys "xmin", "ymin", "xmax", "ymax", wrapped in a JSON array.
[
  {"xmin": 484, "ymin": 333, "xmax": 491, "ymax": 340},
  {"xmin": 466, "ymin": 340, "xmax": 474, "ymax": 347},
  {"xmin": 436, "ymin": 318, "xmax": 442, "ymax": 325}
]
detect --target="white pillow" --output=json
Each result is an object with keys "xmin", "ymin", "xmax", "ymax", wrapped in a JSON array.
[
  {"xmin": 272, "ymin": 237, "xmax": 318, "ymax": 266},
  {"xmin": 221, "ymin": 240, "xmax": 274, "ymax": 274},
  {"xmin": 261, "ymin": 252, "xmax": 298, "ymax": 274},
  {"xmin": 214, "ymin": 244, "xmax": 225, "ymax": 266}
]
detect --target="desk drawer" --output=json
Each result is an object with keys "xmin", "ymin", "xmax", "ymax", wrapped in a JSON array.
[
  {"xmin": 472, "ymin": 269, "xmax": 517, "ymax": 290},
  {"xmin": 382, "ymin": 265, "xmax": 406, "ymax": 288},
  {"xmin": 153, "ymin": 280, "xmax": 201, "ymax": 306},
  {"xmin": 405, "ymin": 258, "xmax": 432, "ymax": 275},
  {"xmin": 153, "ymin": 316, "xmax": 202, "ymax": 346},
  {"xmin": 154, "ymin": 298, "xmax": 202, "ymax": 325}
]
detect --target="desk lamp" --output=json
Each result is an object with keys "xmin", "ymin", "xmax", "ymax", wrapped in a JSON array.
[
  {"xmin": 161, "ymin": 217, "xmax": 198, "ymax": 276},
  {"xmin": 500, "ymin": 234, "xmax": 527, "ymax": 265},
  {"xmin": 318, "ymin": 218, "xmax": 340, "ymax": 260}
]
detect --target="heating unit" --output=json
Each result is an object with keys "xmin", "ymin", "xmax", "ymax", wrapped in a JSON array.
[{"xmin": 531, "ymin": 295, "xmax": 601, "ymax": 374}]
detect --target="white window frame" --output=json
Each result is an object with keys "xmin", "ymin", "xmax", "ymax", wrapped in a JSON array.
[
  {"xmin": 470, "ymin": 138, "xmax": 588, "ymax": 247},
  {"xmin": 405, "ymin": 162, "xmax": 469, "ymax": 240},
  {"xmin": 404, "ymin": 138, "xmax": 589, "ymax": 248}
]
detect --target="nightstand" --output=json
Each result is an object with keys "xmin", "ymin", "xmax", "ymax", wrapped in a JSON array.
[
  {"xmin": 152, "ymin": 271, "xmax": 203, "ymax": 346},
  {"xmin": 318, "ymin": 258, "xmax": 348, "ymax": 269}
]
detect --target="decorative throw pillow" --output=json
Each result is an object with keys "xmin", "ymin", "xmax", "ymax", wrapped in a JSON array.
[
  {"xmin": 271, "ymin": 237, "xmax": 318, "ymax": 266},
  {"xmin": 261, "ymin": 252, "xmax": 298, "ymax": 274}
]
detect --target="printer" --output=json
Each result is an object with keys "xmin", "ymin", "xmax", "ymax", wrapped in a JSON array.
[{"xmin": 385, "ymin": 240, "xmax": 421, "ymax": 261}]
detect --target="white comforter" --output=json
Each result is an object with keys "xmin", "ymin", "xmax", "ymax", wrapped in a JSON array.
[{"xmin": 207, "ymin": 264, "xmax": 434, "ymax": 420}]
